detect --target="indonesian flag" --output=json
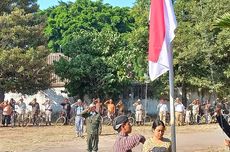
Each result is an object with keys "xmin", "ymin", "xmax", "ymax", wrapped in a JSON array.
[{"xmin": 148, "ymin": 0, "xmax": 177, "ymax": 81}]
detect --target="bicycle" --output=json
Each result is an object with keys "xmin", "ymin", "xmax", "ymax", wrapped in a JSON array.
[
  {"xmin": 35, "ymin": 112, "xmax": 46, "ymax": 126},
  {"xmin": 101, "ymin": 114, "xmax": 114, "ymax": 126},
  {"xmin": 23, "ymin": 112, "xmax": 42, "ymax": 127},
  {"xmin": 143, "ymin": 114, "xmax": 152, "ymax": 126},
  {"xmin": 10, "ymin": 111, "xmax": 18, "ymax": 127},
  {"xmin": 55, "ymin": 110, "xmax": 75, "ymax": 126},
  {"xmin": 126, "ymin": 111, "xmax": 136, "ymax": 126}
]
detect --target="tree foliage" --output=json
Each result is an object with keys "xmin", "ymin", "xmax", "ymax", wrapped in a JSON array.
[
  {"xmin": 45, "ymin": 0, "xmax": 134, "ymax": 51},
  {"xmin": 54, "ymin": 29, "xmax": 125, "ymax": 98},
  {"xmin": 0, "ymin": 0, "xmax": 39, "ymax": 15},
  {"xmin": 214, "ymin": 13, "xmax": 230, "ymax": 28},
  {"xmin": 174, "ymin": 0, "xmax": 230, "ymax": 98},
  {"xmin": 44, "ymin": 0, "xmax": 136, "ymax": 98},
  {"xmin": 1, "ymin": 0, "xmax": 228, "ymax": 101},
  {"xmin": 0, "ymin": 5, "xmax": 52, "ymax": 97}
]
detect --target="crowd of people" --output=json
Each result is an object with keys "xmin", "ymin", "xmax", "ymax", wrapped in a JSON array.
[
  {"xmin": 157, "ymin": 97, "xmax": 230, "ymax": 126},
  {"xmin": 1, "ymin": 96, "xmax": 230, "ymax": 151}
]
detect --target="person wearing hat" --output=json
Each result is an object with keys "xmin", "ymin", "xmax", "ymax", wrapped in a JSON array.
[
  {"xmin": 113, "ymin": 115, "xmax": 146, "ymax": 152},
  {"xmin": 42, "ymin": 99, "xmax": 53, "ymax": 126},
  {"xmin": 80, "ymin": 102, "xmax": 101, "ymax": 152},
  {"xmin": 133, "ymin": 99, "xmax": 144, "ymax": 125},
  {"xmin": 16, "ymin": 98, "xmax": 27, "ymax": 126},
  {"xmin": 72, "ymin": 99, "xmax": 86, "ymax": 137}
]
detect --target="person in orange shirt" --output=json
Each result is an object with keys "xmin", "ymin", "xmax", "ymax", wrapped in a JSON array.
[
  {"xmin": 104, "ymin": 99, "xmax": 115, "ymax": 120},
  {"xmin": 0, "ymin": 100, "xmax": 13, "ymax": 126}
]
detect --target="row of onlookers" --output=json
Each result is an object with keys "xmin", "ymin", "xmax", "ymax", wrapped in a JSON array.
[{"xmin": 157, "ymin": 97, "xmax": 229, "ymax": 126}]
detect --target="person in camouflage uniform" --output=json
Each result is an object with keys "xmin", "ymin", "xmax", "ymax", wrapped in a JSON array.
[{"xmin": 81, "ymin": 103, "xmax": 101, "ymax": 152}]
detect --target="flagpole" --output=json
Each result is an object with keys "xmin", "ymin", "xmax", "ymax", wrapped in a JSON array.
[
  {"xmin": 168, "ymin": 45, "xmax": 176, "ymax": 152},
  {"xmin": 147, "ymin": 0, "xmax": 177, "ymax": 150}
]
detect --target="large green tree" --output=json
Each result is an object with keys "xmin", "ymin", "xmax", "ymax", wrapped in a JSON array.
[
  {"xmin": 54, "ymin": 29, "xmax": 126, "ymax": 98},
  {"xmin": 45, "ymin": 0, "xmax": 134, "ymax": 51},
  {"xmin": 174, "ymin": 0, "xmax": 230, "ymax": 102},
  {"xmin": 0, "ymin": 3, "xmax": 52, "ymax": 101},
  {"xmin": 44, "ymin": 0, "xmax": 135, "ymax": 99}
]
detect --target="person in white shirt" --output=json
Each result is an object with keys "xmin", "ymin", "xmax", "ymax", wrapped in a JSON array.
[
  {"xmin": 72, "ymin": 99, "xmax": 86, "ymax": 137},
  {"xmin": 190, "ymin": 99, "xmax": 199, "ymax": 124},
  {"xmin": 42, "ymin": 99, "xmax": 53, "ymax": 125},
  {"xmin": 16, "ymin": 98, "xmax": 27, "ymax": 127},
  {"xmin": 174, "ymin": 98, "xmax": 185, "ymax": 126},
  {"xmin": 185, "ymin": 108, "xmax": 191, "ymax": 125},
  {"xmin": 157, "ymin": 99, "xmax": 168, "ymax": 125},
  {"xmin": 133, "ymin": 99, "xmax": 144, "ymax": 125}
]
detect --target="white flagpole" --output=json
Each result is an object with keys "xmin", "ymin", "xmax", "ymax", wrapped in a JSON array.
[{"xmin": 168, "ymin": 45, "xmax": 176, "ymax": 152}]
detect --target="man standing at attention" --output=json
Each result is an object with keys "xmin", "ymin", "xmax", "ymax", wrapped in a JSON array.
[
  {"xmin": 113, "ymin": 115, "xmax": 146, "ymax": 152},
  {"xmin": 157, "ymin": 98, "xmax": 168, "ymax": 125},
  {"xmin": 42, "ymin": 99, "xmax": 53, "ymax": 126},
  {"xmin": 72, "ymin": 99, "xmax": 85, "ymax": 137},
  {"xmin": 81, "ymin": 103, "xmax": 101, "ymax": 152},
  {"xmin": 29, "ymin": 98, "xmax": 40, "ymax": 126},
  {"xmin": 133, "ymin": 99, "xmax": 144, "ymax": 125},
  {"xmin": 16, "ymin": 98, "xmax": 27, "ymax": 127},
  {"xmin": 174, "ymin": 98, "xmax": 185, "ymax": 126}
]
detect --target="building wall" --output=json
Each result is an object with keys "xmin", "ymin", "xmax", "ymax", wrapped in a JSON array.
[{"xmin": 47, "ymin": 53, "xmax": 68, "ymax": 87}]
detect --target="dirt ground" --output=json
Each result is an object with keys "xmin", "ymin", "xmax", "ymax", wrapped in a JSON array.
[{"xmin": 0, "ymin": 123, "xmax": 228, "ymax": 152}]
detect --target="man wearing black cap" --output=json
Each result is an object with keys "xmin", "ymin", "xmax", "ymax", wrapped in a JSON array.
[{"xmin": 113, "ymin": 115, "xmax": 146, "ymax": 152}]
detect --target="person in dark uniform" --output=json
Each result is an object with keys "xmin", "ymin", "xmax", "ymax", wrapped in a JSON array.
[
  {"xmin": 81, "ymin": 103, "xmax": 101, "ymax": 152},
  {"xmin": 29, "ymin": 98, "xmax": 40, "ymax": 126},
  {"xmin": 60, "ymin": 98, "xmax": 71, "ymax": 125}
]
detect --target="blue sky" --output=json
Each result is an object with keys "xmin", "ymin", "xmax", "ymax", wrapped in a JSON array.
[{"xmin": 37, "ymin": 0, "xmax": 135, "ymax": 10}]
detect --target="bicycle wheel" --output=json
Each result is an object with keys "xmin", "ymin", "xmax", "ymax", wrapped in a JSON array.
[
  {"xmin": 102, "ymin": 116, "xmax": 111, "ymax": 126},
  {"xmin": 128, "ymin": 117, "xmax": 135, "ymax": 126},
  {"xmin": 207, "ymin": 114, "xmax": 212, "ymax": 124},
  {"xmin": 55, "ymin": 116, "xmax": 66, "ymax": 126},
  {"xmin": 35, "ymin": 117, "xmax": 44, "ymax": 126},
  {"xmin": 144, "ymin": 116, "xmax": 152, "ymax": 125},
  {"xmin": 24, "ymin": 118, "xmax": 31, "ymax": 127},
  {"xmin": 200, "ymin": 115, "xmax": 206, "ymax": 124},
  {"xmin": 211, "ymin": 115, "xmax": 217, "ymax": 123}
]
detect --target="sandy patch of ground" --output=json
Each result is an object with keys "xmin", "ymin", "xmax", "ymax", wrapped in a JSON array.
[{"xmin": 0, "ymin": 124, "xmax": 228, "ymax": 152}]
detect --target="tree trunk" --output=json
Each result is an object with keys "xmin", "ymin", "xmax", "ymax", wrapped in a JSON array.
[
  {"xmin": 181, "ymin": 83, "xmax": 187, "ymax": 107},
  {"xmin": 0, "ymin": 88, "xmax": 5, "ymax": 102}
]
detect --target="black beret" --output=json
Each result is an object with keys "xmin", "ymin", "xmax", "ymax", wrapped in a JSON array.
[{"xmin": 113, "ymin": 115, "xmax": 128, "ymax": 131}]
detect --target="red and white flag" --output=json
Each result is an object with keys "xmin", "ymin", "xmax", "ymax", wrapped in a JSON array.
[{"xmin": 148, "ymin": 0, "xmax": 177, "ymax": 81}]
